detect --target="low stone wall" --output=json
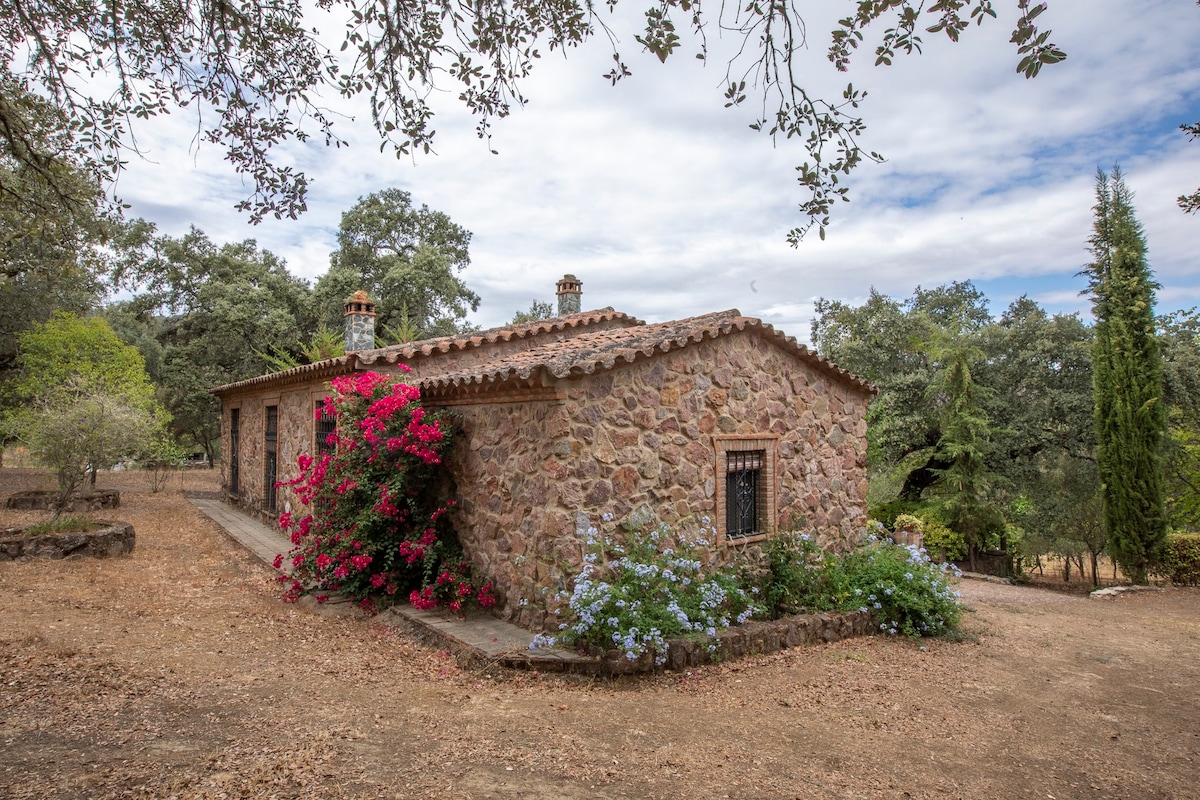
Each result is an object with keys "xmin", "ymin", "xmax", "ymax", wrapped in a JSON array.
[
  {"xmin": 0, "ymin": 521, "xmax": 135, "ymax": 561},
  {"xmin": 4, "ymin": 490, "xmax": 121, "ymax": 512},
  {"xmin": 586, "ymin": 609, "xmax": 876, "ymax": 675}
]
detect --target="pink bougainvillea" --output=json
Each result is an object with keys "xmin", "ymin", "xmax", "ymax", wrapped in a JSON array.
[{"xmin": 275, "ymin": 371, "xmax": 492, "ymax": 614}]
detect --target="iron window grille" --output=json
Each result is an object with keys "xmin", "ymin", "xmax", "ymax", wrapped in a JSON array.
[
  {"xmin": 229, "ymin": 408, "xmax": 240, "ymax": 496},
  {"xmin": 264, "ymin": 406, "xmax": 279, "ymax": 513},
  {"xmin": 725, "ymin": 449, "xmax": 764, "ymax": 539},
  {"xmin": 316, "ymin": 401, "xmax": 336, "ymax": 455}
]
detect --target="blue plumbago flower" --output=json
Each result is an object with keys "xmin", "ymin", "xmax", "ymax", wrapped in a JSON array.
[
  {"xmin": 518, "ymin": 598, "xmax": 528, "ymax": 607},
  {"xmin": 859, "ymin": 606, "xmax": 869, "ymax": 613},
  {"xmin": 885, "ymin": 587, "xmax": 893, "ymax": 596},
  {"xmin": 868, "ymin": 594, "xmax": 877, "ymax": 602},
  {"xmin": 529, "ymin": 633, "xmax": 558, "ymax": 651},
  {"xmin": 904, "ymin": 572, "xmax": 914, "ymax": 581},
  {"xmin": 873, "ymin": 602, "xmax": 882, "ymax": 609},
  {"xmin": 602, "ymin": 512, "xmax": 614, "ymax": 522},
  {"xmin": 854, "ymin": 588, "xmax": 862, "ymax": 596}
]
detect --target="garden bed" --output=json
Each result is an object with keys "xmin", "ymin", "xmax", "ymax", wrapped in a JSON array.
[
  {"xmin": 0, "ymin": 520, "xmax": 135, "ymax": 561},
  {"xmin": 4, "ymin": 489, "xmax": 121, "ymax": 512},
  {"xmin": 593, "ymin": 609, "xmax": 876, "ymax": 674}
]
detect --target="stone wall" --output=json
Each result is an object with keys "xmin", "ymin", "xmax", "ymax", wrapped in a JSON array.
[
  {"xmin": 216, "ymin": 316, "xmax": 636, "ymax": 515},
  {"xmin": 221, "ymin": 386, "xmax": 325, "ymax": 522},
  {"xmin": 444, "ymin": 329, "xmax": 872, "ymax": 630}
]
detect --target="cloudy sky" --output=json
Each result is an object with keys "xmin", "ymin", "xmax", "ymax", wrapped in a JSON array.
[{"xmin": 117, "ymin": 0, "xmax": 1200, "ymax": 344}]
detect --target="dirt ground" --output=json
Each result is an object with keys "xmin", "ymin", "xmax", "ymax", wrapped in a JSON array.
[{"xmin": 1, "ymin": 467, "xmax": 1198, "ymax": 800}]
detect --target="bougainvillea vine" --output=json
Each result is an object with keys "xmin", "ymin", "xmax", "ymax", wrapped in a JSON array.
[{"xmin": 274, "ymin": 369, "xmax": 494, "ymax": 613}]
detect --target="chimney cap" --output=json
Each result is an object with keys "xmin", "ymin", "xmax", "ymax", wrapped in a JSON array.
[{"xmin": 344, "ymin": 290, "xmax": 376, "ymax": 317}]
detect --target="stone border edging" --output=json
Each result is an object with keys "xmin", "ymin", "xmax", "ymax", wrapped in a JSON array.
[
  {"xmin": 4, "ymin": 490, "xmax": 121, "ymax": 512},
  {"xmin": 0, "ymin": 521, "xmax": 135, "ymax": 561},
  {"xmin": 593, "ymin": 609, "xmax": 878, "ymax": 674},
  {"xmin": 389, "ymin": 604, "xmax": 876, "ymax": 675}
]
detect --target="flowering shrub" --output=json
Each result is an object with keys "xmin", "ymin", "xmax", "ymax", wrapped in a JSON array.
[
  {"xmin": 834, "ymin": 532, "xmax": 962, "ymax": 638},
  {"xmin": 760, "ymin": 526, "xmax": 962, "ymax": 638},
  {"xmin": 275, "ymin": 370, "xmax": 494, "ymax": 613},
  {"xmin": 552, "ymin": 514, "xmax": 762, "ymax": 665}
]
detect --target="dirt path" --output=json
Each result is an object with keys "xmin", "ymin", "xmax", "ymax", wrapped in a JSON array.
[{"xmin": 2, "ymin": 468, "xmax": 1198, "ymax": 799}]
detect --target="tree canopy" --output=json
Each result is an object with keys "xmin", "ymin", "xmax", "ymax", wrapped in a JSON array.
[
  {"xmin": 812, "ymin": 280, "xmax": 1101, "ymax": 570},
  {"xmin": 0, "ymin": 79, "xmax": 114, "ymax": 374},
  {"xmin": 1, "ymin": 0, "xmax": 1066, "ymax": 239},
  {"xmin": 110, "ymin": 226, "xmax": 316, "ymax": 462},
  {"xmin": 314, "ymin": 189, "xmax": 479, "ymax": 338}
]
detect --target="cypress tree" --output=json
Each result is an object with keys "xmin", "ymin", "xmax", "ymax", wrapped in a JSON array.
[{"xmin": 1085, "ymin": 167, "xmax": 1167, "ymax": 584}]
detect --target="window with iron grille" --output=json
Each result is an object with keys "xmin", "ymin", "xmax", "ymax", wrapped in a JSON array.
[
  {"xmin": 725, "ymin": 450, "xmax": 764, "ymax": 539},
  {"xmin": 315, "ymin": 401, "xmax": 336, "ymax": 455},
  {"xmin": 264, "ymin": 406, "xmax": 279, "ymax": 513},
  {"xmin": 715, "ymin": 437, "xmax": 777, "ymax": 543},
  {"xmin": 229, "ymin": 408, "xmax": 240, "ymax": 496}
]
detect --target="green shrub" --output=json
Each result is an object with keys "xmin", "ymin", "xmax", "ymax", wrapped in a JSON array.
[
  {"xmin": 759, "ymin": 531, "xmax": 846, "ymax": 616},
  {"xmin": 1159, "ymin": 533, "xmax": 1200, "ymax": 586},
  {"xmin": 921, "ymin": 518, "xmax": 967, "ymax": 562},
  {"xmin": 869, "ymin": 500, "xmax": 924, "ymax": 530}
]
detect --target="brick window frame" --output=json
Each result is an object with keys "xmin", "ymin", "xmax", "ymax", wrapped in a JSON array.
[{"xmin": 713, "ymin": 435, "xmax": 779, "ymax": 545}]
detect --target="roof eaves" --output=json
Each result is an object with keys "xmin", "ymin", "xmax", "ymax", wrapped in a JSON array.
[{"xmin": 210, "ymin": 354, "xmax": 358, "ymax": 397}]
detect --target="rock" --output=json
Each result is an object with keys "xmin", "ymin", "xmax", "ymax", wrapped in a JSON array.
[{"xmin": 0, "ymin": 521, "xmax": 135, "ymax": 562}]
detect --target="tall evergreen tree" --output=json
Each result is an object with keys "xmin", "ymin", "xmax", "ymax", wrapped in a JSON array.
[{"xmin": 1085, "ymin": 167, "xmax": 1167, "ymax": 584}]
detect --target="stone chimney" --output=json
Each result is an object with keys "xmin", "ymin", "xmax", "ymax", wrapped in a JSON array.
[
  {"xmin": 343, "ymin": 291, "xmax": 376, "ymax": 352},
  {"xmin": 556, "ymin": 274, "xmax": 582, "ymax": 316}
]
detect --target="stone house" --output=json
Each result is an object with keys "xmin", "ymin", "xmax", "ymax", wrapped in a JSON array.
[{"xmin": 212, "ymin": 277, "xmax": 875, "ymax": 628}]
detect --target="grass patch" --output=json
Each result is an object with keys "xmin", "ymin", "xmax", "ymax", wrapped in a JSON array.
[{"xmin": 19, "ymin": 515, "xmax": 100, "ymax": 536}]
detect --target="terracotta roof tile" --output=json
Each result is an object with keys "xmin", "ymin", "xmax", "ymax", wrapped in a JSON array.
[
  {"xmin": 354, "ymin": 307, "xmax": 641, "ymax": 367},
  {"xmin": 211, "ymin": 355, "xmax": 358, "ymax": 396},
  {"xmin": 211, "ymin": 307, "xmax": 640, "ymax": 396},
  {"xmin": 419, "ymin": 310, "xmax": 877, "ymax": 396},
  {"xmin": 211, "ymin": 306, "xmax": 875, "ymax": 398}
]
